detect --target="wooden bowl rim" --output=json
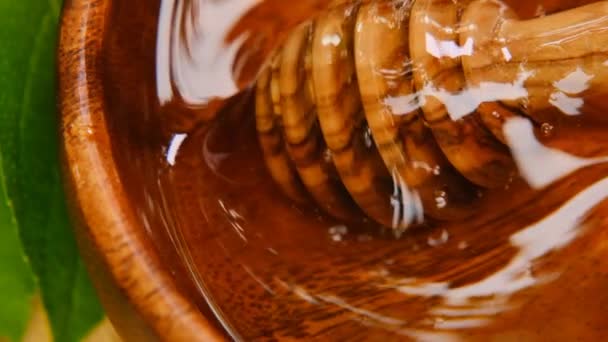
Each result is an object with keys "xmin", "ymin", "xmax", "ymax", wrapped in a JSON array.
[{"xmin": 57, "ymin": 0, "xmax": 225, "ymax": 340}]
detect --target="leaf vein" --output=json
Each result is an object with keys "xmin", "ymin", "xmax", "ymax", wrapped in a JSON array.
[{"xmin": 18, "ymin": 13, "xmax": 53, "ymax": 146}]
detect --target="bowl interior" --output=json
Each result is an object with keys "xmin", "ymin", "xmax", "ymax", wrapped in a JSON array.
[{"xmin": 100, "ymin": 0, "xmax": 608, "ymax": 340}]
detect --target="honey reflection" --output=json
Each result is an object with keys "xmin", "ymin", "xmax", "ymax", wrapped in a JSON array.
[{"xmin": 154, "ymin": 0, "xmax": 608, "ymax": 339}]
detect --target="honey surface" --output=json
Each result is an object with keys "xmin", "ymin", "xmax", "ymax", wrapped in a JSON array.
[{"xmin": 148, "ymin": 0, "xmax": 608, "ymax": 339}]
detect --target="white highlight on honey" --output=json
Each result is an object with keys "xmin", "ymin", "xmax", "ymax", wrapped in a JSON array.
[
  {"xmin": 384, "ymin": 70, "xmax": 532, "ymax": 121},
  {"xmin": 503, "ymin": 117, "xmax": 608, "ymax": 189},
  {"xmin": 390, "ymin": 169, "xmax": 424, "ymax": 233},
  {"xmin": 549, "ymin": 67, "xmax": 594, "ymax": 115},
  {"xmin": 321, "ymin": 33, "xmax": 342, "ymax": 47},
  {"xmin": 385, "ymin": 64, "xmax": 597, "ymax": 120},
  {"xmin": 549, "ymin": 91, "xmax": 584, "ymax": 115},
  {"xmin": 380, "ymin": 117, "xmax": 608, "ymax": 330},
  {"xmin": 166, "ymin": 133, "xmax": 188, "ymax": 166},
  {"xmin": 501, "ymin": 47, "xmax": 512, "ymax": 61},
  {"xmin": 553, "ymin": 67, "xmax": 593, "ymax": 94},
  {"xmin": 425, "ymin": 33, "xmax": 474, "ymax": 59},
  {"xmin": 390, "ymin": 172, "xmax": 608, "ymax": 329},
  {"xmin": 156, "ymin": 0, "xmax": 175, "ymax": 104},
  {"xmin": 156, "ymin": 0, "xmax": 259, "ymax": 105}
]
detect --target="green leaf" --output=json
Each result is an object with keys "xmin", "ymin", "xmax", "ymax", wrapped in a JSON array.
[
  {"xmin": 0, "ymin": 1, "xmax": 105, "ymax": 341},
  {"xmin": 0, "ymin": 155, "xmax": 35, "ymax": 342}
]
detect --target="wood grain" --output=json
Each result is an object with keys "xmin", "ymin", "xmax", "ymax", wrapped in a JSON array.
[
  {"xmin": 256, "ymin": 0, "xmax": 608, "ymax": 228},
  {"xmin": 57, "ymin": 0, "xmax": 608, "ymax": 340},
  {"xmin": 57, "ymin": 0, "xmax": 225, "ymax": 340}
]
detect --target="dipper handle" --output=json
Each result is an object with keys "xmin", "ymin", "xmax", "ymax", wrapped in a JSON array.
[{"xmin": 461, "ymin": 0, "xmax": 608, "ymax": 123}]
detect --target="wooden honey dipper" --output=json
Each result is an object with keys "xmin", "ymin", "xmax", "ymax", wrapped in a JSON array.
[{"xmin": 255, "ymin": 0, "xmax": 608, "ymax": 230}]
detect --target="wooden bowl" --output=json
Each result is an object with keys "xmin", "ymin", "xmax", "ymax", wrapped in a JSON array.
[
  {"xmin": 58, "ymin": 0, "xmax": 225, "ymax": 340},
  {"xmin": 58, "ymin": 0, "xmax": 608, "ymax": 340}
]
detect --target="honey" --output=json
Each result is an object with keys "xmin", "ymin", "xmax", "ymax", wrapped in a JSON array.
[{"xmin": 109, "ymin": 0, "xmax": 608, "ymax": 339}]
